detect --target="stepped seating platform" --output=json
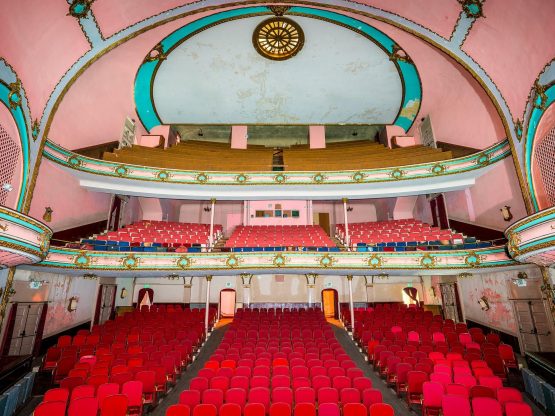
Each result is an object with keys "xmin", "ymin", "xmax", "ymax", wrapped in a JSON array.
[
  {"xmin": 171, "ymin": 308, "xmax": 393, "ymax": 416},
  {"xmin": 344, "ymin": 304, "xmax": 530, "ymax": 416},
  {"xmin": 80, "ymin": 220, "xmax": 223, "ymax": 253},
  {"xmin": 335, "ymin": 220, "xmax": 492, "ymax": 252},
  {"xmin": 37, "ymin": 306, "xmax": 217, "ymax": 416},
  {"xmin": 102, "ymin": 140, "xmax": 274, "ymax": 171},
  {"xmin": 282, "ymin": 141, "xmax": 453, "ymax": 171},
  {"xmin": 225, "ymin": 225, "xmax": 339, "ymax": 252},
  {"xmin": 102, "ymin": 140, "xmax": 453, "ymax": 172}
]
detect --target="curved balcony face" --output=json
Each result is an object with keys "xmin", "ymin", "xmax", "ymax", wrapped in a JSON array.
[
  {"xmin": 506, "ymin": 206, "xmax": 555, "ymax": 267},
  {"xmin": 0, "ymin": 206, "xmax": 52, "ymax": 268},
  {"xmin": 43, "ymin": 139, "xmax": 511, "ymax": 200},
  {"xmin": 23, "ymin": 245, "xmax": 517, "ymax": 277}
]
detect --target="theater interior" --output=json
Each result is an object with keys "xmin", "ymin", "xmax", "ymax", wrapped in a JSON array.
[{"xmin": 0, "ymin": 1, "xmax": 555, "ymax": 416}]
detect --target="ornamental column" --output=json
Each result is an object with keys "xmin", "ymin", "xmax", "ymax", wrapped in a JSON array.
[
  {"xmin": 305, "ymin": 274, "xmax": 318, "ymax": 307},
  {"xmin": 347, "ymin": 275, "xmax": 355, "ymax": 334},
  {"xmin": 183, "ymin": 276, "xmax": 193, "ymax": 307},
  {"xmin": 240, "ymin": 273, "xmax": 253, "ymax": 308},
  {"xmin": 209, "ymin": 198, "xmax": 216, "ymax": 250},
  {"xmin": 204, "ymin": 275, "xmax": 212, "ymax": 336},
  {"xmin": 342, "ymin": 198, "xmax": 351, "ymax": 250}
]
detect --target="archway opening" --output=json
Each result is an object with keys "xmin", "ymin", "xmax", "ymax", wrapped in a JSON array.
[
  {"xmin": 220, "ymin": 288, "xmax": 236, "ymax": 318},
  {"xmin": 321, "ymin": 289, "xmax": 338, "ymax": 319}
]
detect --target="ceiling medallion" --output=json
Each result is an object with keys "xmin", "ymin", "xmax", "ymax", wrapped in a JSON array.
[{"xmin": 253, "ymin": 17, "xmax": 305, "ymax": 61}]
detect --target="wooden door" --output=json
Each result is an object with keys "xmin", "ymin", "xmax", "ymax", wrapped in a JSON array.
[
  {"xmin": 318, "ymin": 213, "xmax": 331, "ymax": 236},
  {"xmin": 322, "ymin": 289, "xmax": 337, "ymax": 318}
]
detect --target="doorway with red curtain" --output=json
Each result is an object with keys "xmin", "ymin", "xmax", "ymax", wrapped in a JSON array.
[{"xmin": 137, "ymin": 288, "xmax": 154, "ymax": 310}]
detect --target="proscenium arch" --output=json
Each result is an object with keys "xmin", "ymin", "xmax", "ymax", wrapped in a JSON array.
[
  {"xmin": 28, "ymin": 0, "xmax": 529, "ymax": 213},
  {"xmin": 134, "ymin": 6, "xmax": 422, "ymax": 132}
]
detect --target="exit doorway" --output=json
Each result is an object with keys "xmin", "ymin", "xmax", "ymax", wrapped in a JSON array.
[{"xmin": 322, "ymin": 289, "xmax": 338, "ymax": 319}]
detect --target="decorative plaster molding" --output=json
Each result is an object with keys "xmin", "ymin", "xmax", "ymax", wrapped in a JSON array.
[
  {"xmin": 42, "ymin": 138, "xmax": 510, "ymax": 199},
  {"xmin": 29, "ymin": 245, "xmax": 517, "ymax": 276},
  {"xmin": 505, "ymin": 206, "xmax": 555, "ymax": 266},
  {"xmin": 0, "ymin": 205, "xmax": 52, "ymax": 268}
]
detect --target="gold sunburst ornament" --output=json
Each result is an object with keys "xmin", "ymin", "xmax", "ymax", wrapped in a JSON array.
[{"xmin": 253, "ymin": 18, "xmax": 304, "ymax": 61}]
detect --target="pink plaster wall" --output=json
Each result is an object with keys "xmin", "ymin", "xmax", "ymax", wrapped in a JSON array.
[
  {"xmin": 231, "ymin": 126, "xmax": 248, "ymax": 150},
  {"xmin": 444, "ymin": 158, "xmax": 527, "ymax": 231},
  {"xmin": 0, "ymin": 104, "xmax": 23, "ymax": 210},
  {"xmin": 138, "ymin": 197, "xmax": 163, "ymax": 221},
  {"xmin": 356, "ymin": 0, "xmax": 461, "ymax": 40},
  {"xmin": 366, "ymin": 19, "xmax": 506, "ymax": 149},
  {"xmin": 309, "ymin": 126, "xmax": 326, "ymax": 149},
  {"xmin": 456, "ymin": 269, "xmax": 531, "ymax": 335},
  {"xmin": 47, "ymin": 15, "xmax": 209, "ymax": 150},
  {"xmin": 179, "ymin": 200, "xmax": 243, "ymax": 235},
  {"xmin": 392, "ymin": 196, "xmax": 418, "ymax": 219},
  {"xmin": 91, "ymin": 0, "xmax": 196, "ymax": 38},
  {"xmin": 28, "ymin": 160, "xmax": 111, "ymax": 232},
  {"xmin": 0, "ymin": 0, "xmax": 90, "ymax": 118},
  {"xmin": 462, "ymin": 0, "xmax": 555, "ymax": 119}
]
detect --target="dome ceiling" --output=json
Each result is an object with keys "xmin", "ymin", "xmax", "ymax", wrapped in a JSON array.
[{"xmin": 136, "ymin": 7, "xmax": 421, "ymax": 129}]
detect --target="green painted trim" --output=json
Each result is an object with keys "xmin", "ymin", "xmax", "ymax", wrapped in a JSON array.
[
  {"xmin": 0, "ymin": 82, "xmax": 30, "ymax": 211},
  {"xmin": 525, "ymin": 84, "xmax": 555, "ymax": 211},
  {"xmin": 134, "ymin": 6, "xmax": 422, "ymax": 132},
  {"xmin": 43, "ymin": 138, "xmax": 510, "ymax": 186}
]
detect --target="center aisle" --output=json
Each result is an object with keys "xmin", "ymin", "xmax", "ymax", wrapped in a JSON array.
[
  {"xmin": 330, "ymin": 324, "xmax": 412, "ymax": 416},
  {"xmin": 151, "ymin": 325, "xmax": 228, "ymax": 416}
]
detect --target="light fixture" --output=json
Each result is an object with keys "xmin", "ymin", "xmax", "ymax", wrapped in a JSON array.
[
  {"xmin": 167, "ymin": 274, "xmax": 180, "ymax": 281},
  {"xmin": 203, "ymin": 206, "xmax": 212, "ymax": 212},
  {"xmin": 478, "ymin": 296, "xmax": 490, "ymax": 311},
  {"xmin": 120, "ymin": 288, "xmax": 128, "ymax": 299},
  {"xmin": 346, "ymin": 206, "xmax": 353, "ymax": 212},
  {"xmin": 83, "ymin": 273, "xmax": 98, "ymax": 280},
  {"xmin": 197, "ymin": 128, "xmax": 204, "ymax": 137},
  {"xmin": 500, "ymin": 205, "xmax": 513, "ymax": 222},
  {"xmin": 68, "ymin": 296, "xmax": 78, "ymax": 312},
  {"xmin": 42, "ymin": 207, "xmax": 53, "ymax": 223},
  {"xmin": 458, "ymin": 272, "xmax": 473, "ymax": 279},
  {"xmin": 29, "ymin": 278, "xmax": 47, "ymax": 289},
  {"xmin": 2, "ymin": 183, "xmax": 13, "ymax": 192}
]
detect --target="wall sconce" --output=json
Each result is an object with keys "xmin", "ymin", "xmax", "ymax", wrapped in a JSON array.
[
  {"xmin": 500, "ymin": 205, "xmax": 513, "ymax": 222},
  {"xmin": 478, "ymin": 296, "xmax": 490, "ymax": 311},
  {"xmin": 197, "ymin": 128, "xmax": 204, "ymax": 137},
  {"xmin": 458, "ymin": 272, "xmax": 473, "ymax": 279},
  {"xmin": 375, "ymin": 273, "xmax": 389, "ymax": 280},
  {"xmin": 67, "ymin": 296, "xmax": 78, "ymax": 312},
  {"xmin": 83, "ymin": 273, "xmax": 97, "ymax": 280},
  {"xmin": 346, "ymin": 206, "xmax": 353, "ymax": 212},
  {"xmin": 120, "ymin": 288, "xmax": 128, "ymax": 299},
  {"xmin": 517, "ymin": 271, "xmax": 528, "ymax": 280},
  {"xmin": 43, "ymin": 207, "xmax": 53, "ymax": 223},
  {"xmin": 203, "ymin": 206, "xmax": 212, "ymax": 212}
]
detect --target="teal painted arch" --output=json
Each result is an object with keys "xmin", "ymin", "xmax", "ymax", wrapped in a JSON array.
[
  {"xmin": 0, "ymin": 81, "xmax": 30, "ymax": 211},
  {"xmin": 525, "ymin": 83, "xmax": 555, "ymax": 211},
  {"xmin": 134, "ymin": 6, "xmax": 422, "ymax": 132}
]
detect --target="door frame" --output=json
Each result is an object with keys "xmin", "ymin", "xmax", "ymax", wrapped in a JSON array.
[
  {"xmin": 440, "ymin": 282, "xmax": 464, "ymax": 323},
  {"xmin": 219, "ymin": 288, "xmax": 236, "ymax": 318},
  {"xmin": 321, "ymin": 288, "xmax": 339, "ymax": 319},
  {"xmin": 1, "ymin": 302, "xmax": 48, "ymax": 357}
]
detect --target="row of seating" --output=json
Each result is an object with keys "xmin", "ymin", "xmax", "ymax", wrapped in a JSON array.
[
  {"xmin": 225, "ymin": 226, "xmax": 336, "ymax": 249},
  {"xmin": 168, "ymin": 309, "xmax": 395, "ymax": 416},
  {"xmin": 38, "ymin": 307, "xmax": 217, "ymax": 415},
  {"xmin": 282, "ymin": 141, "xmax": 453, "ymax": 171},
  {"xmin": 103, "ymin": 140, "xmax": 274, "ymax": 171},
  {"xmin": 78, "ymin": 221, "xmax": 223, "ymax": 252}
]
